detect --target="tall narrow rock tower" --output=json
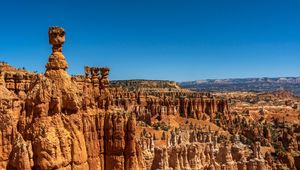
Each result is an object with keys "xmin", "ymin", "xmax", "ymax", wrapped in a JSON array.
[{"xmin": 45, "ymin": 26, "xmax": 70, "ymax": 80}]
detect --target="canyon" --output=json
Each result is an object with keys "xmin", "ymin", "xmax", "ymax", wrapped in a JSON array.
[{"xmin": 0, "ymin": 27, "xmax": 299, "ymax": 170}]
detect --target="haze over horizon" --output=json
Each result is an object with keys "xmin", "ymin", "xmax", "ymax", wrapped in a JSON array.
[{"xmin": 1, "ymin": 0, "xmax": 300, "ymax": 81}]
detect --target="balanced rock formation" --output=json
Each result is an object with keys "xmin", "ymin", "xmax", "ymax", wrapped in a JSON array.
[
  {"xmin": 0, "ymin": 26, "xmax": 144, "ymax": 170},
  {"xmin": 1, "ymin": 27, "xmax": 298, "ymax": 170}
]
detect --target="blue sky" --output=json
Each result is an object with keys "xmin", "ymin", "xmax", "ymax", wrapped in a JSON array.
[{"xmin": 0, "ymin": 0, "xmax": 300, "ymax": 81}]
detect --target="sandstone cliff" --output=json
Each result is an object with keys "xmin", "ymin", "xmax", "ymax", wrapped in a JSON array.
[{"xmin": 1, "ymin": 27, "xmax": 298, "ymax": 170}]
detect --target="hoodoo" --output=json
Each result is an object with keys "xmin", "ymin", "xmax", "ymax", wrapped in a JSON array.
[{"xmin": 0, "ymin": 27, "xmax": 298, "ymax": 170}]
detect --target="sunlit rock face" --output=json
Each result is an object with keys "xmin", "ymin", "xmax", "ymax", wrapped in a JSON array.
[
  {"xmin": 0, "ymin": 27, "xmax": 299, "ymax": 170},
  {"xmin": 0, "ymin": 26, "xmax": 144, "ymax": 170}
]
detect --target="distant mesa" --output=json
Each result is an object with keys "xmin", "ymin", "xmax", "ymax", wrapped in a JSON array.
[
  {"xmin": 180, "ymin": 77, "xmax": 300, "ymax": 96},
  {"xmin": 0, "ymin": 26, "xmax": 299, "ymax": 170}
]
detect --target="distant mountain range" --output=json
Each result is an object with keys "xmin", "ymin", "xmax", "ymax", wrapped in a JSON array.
[{"xmin": 179, "ymin": 77, "xmax": 300, "ymax": 96}]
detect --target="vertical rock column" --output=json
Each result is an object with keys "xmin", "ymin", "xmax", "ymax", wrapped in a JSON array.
[
  {"xmin": 104, "ymin": 111, "xmax": 144, "ymax": 170},
  {"xmin": 45, "ymin": 26, "xmax": 68, "ymax": 75}
]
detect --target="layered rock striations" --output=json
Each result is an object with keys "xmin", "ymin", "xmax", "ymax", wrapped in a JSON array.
[
  {"xmin": 1, "ymin": 27, "xmax": 144, "ymax": 170},
  {"xmin": 0, "ymin": 27, "xmax": 298, "ymax": 170}
]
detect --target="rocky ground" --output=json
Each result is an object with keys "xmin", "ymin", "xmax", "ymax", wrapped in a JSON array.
[{"xmin": 0, "ymin": 27, "xmax": 299, "ymax": 170}]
